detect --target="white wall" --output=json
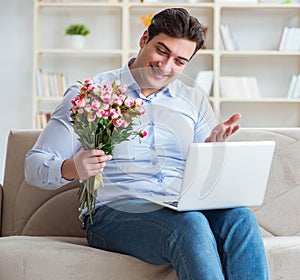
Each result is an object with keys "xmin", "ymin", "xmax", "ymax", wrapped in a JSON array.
[{"xmin": 0, "ymin": 0, "xmax": 33, "ymax": 184}]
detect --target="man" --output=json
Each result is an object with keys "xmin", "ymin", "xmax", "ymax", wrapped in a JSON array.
[{"xmin": 25, "ymin": 8, "xmax": 269, "ymax": 280}]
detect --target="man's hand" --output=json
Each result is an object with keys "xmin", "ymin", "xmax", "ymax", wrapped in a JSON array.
[
  {"xmin": 61, "ymin": 149, "xmax": 112, "ymax": 181},
  {"xmin": 205, "ymin": 113, "xmax": 241, "ymax": 142}
]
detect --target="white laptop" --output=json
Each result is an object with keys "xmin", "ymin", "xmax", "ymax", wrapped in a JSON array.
[{"xmin": 141, "ymin": 141, "xmax": 275, "ymax": 211}]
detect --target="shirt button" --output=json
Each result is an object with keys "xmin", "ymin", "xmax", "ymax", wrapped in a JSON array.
[{"xmin": 157, "ymin": 178, "xmax": 163, "ymax": 183}]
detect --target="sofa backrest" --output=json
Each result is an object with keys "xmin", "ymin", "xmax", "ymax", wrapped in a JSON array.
[
  {"xmin": 1, "ymin": 128, "xmax": 300, "ymax": 238},
  {"xmin": 1, "ymin": 130, "xmax": 84, "ymax": 237}
]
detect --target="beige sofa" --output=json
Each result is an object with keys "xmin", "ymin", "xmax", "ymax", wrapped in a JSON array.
[{"xmin": 0, "ymin": 128, "xmax": 299, "ymax": 280}]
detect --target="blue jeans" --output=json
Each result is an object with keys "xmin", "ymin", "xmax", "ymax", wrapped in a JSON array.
[{"xmin": 86, "ymin": 199, "xmax": 269, "ymax": 280}]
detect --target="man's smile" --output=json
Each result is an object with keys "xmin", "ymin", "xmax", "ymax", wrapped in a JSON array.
[{"xmin": 150, "ymin": 64, "xmax": 171, "ymax": 79}]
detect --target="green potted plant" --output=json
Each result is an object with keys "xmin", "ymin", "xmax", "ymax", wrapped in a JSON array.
[{"xmin": 65, "ymin": 24, "xmax": 90, "ymax": 49}]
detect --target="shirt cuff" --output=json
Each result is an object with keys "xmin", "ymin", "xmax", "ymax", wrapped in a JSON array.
[{"xmin": 48, "ymin": 158, "xmax": 72, "ymax": 187}]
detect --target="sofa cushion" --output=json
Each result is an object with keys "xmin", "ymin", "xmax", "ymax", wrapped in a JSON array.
[
  {"xmin": 0, "ymin": 236, "xmax": 177, "ymax": 280},
  {"xmin": 264, "ymin": 236, "xmax": 300, "ymax": 280}
]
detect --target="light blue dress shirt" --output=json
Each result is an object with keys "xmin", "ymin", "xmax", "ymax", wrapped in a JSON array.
[{"xmin": 25, "ymin": 59, "xmax": 217, "ymax": 216}]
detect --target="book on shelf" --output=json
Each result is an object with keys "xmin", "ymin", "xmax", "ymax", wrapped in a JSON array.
[
  {"xmin": 286, "ymin": 74, "xmax": 300, "ymax": 98},
  {"xmin": 36, "ymin": 69, "xmax": 67, "ymax": 98},
  {"xmin": 278, "ymin": 27, "xmax": 289, "ymax": 51},
  {"xmin": 220, "ymin": 76, "xmax": 261, "ymax": 99},
  {"xmin": 261, "ymin": 0, "xmax": 294, "ymax": 3},
  {"xmin": 194, "ymin": 70, "xmax": 214, "ymax": 97},
  {"xmin": 36, "ymin": 112, "xmax": 51, "ymax": 129},
  {"xmin": 278, "ymin": 27, "xmax": 300, "ymax": 52},
  {"xmin": 220, "ymin": 24, "xmax": 240, "ymax": 51},
  {"xmin": 215, "ymin": 0, "xmax": 258, "ymax": 3},
  {"xmin": 294, "ymin": 77, "xmax": 300, "ymax": 98}
]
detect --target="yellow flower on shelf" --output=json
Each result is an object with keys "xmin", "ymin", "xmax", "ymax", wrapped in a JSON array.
[{"xmin": 140, "ymin": 13, "xmax": 153, "ymax": 27}]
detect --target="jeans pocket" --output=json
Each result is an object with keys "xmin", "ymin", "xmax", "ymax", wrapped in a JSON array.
[{"xmin": 87, "ymin": 231, "xmax": 107, "ymax": 250}]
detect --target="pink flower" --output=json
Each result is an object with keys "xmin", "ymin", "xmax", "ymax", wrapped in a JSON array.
[
  {"xmin": 91, "ymin": 99, "xmax": 101, "ymax": 110},
  {"xmin": 135, "ymin": 107, "xmax": 145, "ymax": 115},
  {"xmin": 84, "ymin": 104, "xmax": 92, "ymax": 112},
  {"xmin": 119, "ymin": 94, "xmax": 127, "ymax": 102},
  {"xmin": 74, "ymin": 96, "xmax": 86, "ymax": 108},
  {"xmin": 101, "ymin": 103, "xmax": 110, "ymax": 111},
  {"xmin": 103, "ymin": 83, "xmax": 113, "ymax": 95},
  {"xmin": 139, "ymin": 130, "xmax": 147, "ymax": 138},
  {"xmin": 100, "ymin": 90, "xmax": 112, "ymax": 103},
  {"xmin": 88, "ymin": 85, "xmax": 96, "ymax": 92},
  {"xmin": 124, "ymin": 97, "xmax": 134, "ymax": 108},
  {"xmin": 96, "ymin": 109, "xmax": 109, "ymax": 119},
  {"xmin": 118, "ymin": 84, "xmax": 128, "ymax": 94},
  {"xmin": 113, "ymin": 118, "xmax": 123, "ymax": 127},
  {"xmin": 135, "ymin": 98, "xmax": 144, "ymax": 106},
  {"xmin": 112, "ymin": 94, "xmax": 123, "ymax": 106},
  {"xmin": 86, "ymin": 113, "xmax": 96, "ymax": 122},
  {"xmin": 84, "ymin": 78, "xmax": 94, "ymax": 85},
  {"xmin": 122, "ymin": 119, "xmax": 130, "ymax": 128},
  {"xmin": 110, "ymin": 109, "xmax": 120, "ymax": 119}
]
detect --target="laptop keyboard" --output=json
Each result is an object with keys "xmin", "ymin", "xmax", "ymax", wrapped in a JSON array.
[{"xmin": 163, "ymin": 201, "xmax": 178, "ymax": 208}]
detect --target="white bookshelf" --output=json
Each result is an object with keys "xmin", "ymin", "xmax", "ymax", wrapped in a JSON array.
[{"xmin": 33, "ymin": 0, "xmax": 300, "ymax": 128}]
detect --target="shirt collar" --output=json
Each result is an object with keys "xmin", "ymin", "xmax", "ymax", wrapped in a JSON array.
[{"xmin": 119, "ymin": 57, "xmax": 139, "ymax": 91}]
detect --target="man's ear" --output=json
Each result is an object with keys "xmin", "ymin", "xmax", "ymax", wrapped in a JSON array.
[{"xmin": 139, "ymin": 30, "xmax": 149, "ymax": 48}]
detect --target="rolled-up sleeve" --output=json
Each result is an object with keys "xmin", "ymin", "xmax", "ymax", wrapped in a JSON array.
[{"xmin": 25, "ymin": 85, "xmax": 81, "ymax": 189}]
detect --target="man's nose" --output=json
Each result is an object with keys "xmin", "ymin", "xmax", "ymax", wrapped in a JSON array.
[{"xmin": 158, "ymin": 58, "xmax": 172, "ymax": 70}]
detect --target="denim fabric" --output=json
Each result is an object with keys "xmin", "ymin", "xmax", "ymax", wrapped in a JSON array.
[{"xmin": 86, "ymin": 199, "xmax": 269, "ymax": 280}]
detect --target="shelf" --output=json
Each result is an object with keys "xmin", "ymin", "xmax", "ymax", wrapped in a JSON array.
[
  {"xmin": 37, "ymin": 2, "xmax": 123, "ymax": 8},
  {"xmin": 128, "ymin": 2, "xmax": 215, "ymax": 8},
  {"xmin": 37, "ymin": 49, "xmax": 123, "ymax": 55},
  {"xmin": 220, "ymin": 98, "xmax": 300, "ymax": 103},
  {"xmin": 219, "ymin": 3, "xmax": 300, "ymax": 9},
  {"xmin": 220, "ymin": 50, "xmax": 300, "ymax": 56},
  {"xmin": 33, "ymin": 0, "xmax": 300, "ymax": 128}
]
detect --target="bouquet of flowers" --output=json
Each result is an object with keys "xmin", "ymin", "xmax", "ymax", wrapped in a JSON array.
[{"xmin": 70, "ymin": 78, "xmax": 147, "ymax": 223}]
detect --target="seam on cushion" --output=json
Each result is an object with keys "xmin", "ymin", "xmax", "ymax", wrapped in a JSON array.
[
  {"xmin": 254, "ymin": 184, "xmax": 300, "ymax": 213},
  {"xmin": 257, "ymin": 130, "xmax": 298, "ymax": 142},
  {"xmin": 11, "ymin": 178, "xmax": 26, "ymax": 234},
  {"xmin": 12, "ymin": 177, "xmax": 55, "ymax": 234},
  {"xmin": 20, "ymin": 187, "xmax": 78, "ymax": 235},
  {"xmin": 7, "ymin": 131, "xmax": 39, "ymax": 234},
  {"xmin": 259, "ymin": 225, "xmax": 275, "ymax": 237}
]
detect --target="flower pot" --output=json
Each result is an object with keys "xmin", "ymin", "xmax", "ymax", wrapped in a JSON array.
[{"xmin": 70, "ymin": 35, "xmax": 86, "ymax": 49}]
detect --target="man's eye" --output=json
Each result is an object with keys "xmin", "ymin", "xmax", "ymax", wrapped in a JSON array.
[
  {"xmin": 157, "ymin": 48, "xmax": 167, "ymax": 55},
  {"xmin": 175, "ymin": 59, "xmax": 186, "ymax": 66}
]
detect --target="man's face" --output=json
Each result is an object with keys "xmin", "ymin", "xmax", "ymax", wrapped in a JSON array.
[{"xmin": 130, "ymin": 31, "xmax": 196, "ymax": 97}]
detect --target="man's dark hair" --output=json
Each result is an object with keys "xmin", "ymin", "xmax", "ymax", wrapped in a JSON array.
[{"xmin": 147, "ymin": 8, "xmax": 205, "ymax": 58}]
